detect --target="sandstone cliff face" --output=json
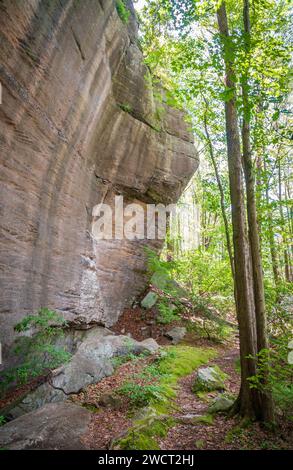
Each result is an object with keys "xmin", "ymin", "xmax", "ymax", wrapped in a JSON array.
[{"xmin": 0, "ymin": 0, "xmax": 198, "ymax": 350}]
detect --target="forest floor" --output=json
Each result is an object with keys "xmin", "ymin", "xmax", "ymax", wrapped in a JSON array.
[
  {"xmin": 1, "ymin": 299, "xmax": 291, "ymax": 450},
  {"xmin": 70, "ymin": 306, "xmax": 293, "ymax": 451},
  {"xmin": 159, "ymin": 347, "xmax": 292, "ymax": 450}
]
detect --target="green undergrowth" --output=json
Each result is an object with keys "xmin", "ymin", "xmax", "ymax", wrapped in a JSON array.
[
  {"xmin": 0, "ymin": 308, "xmax": 70, "ymax": 396},
  {"xmin": 225, "ymin": 424, "xmax": 247, "ymax": 444},
  {"xmin": 144, "ymin": 247, "xmax": 235, "ymax": 342},
  {"xmin": 115, "ymin": 345, "xmax": 216, "ymax": 450},
  {"xmin": 81, "ymin": 403, "xmax": 100, "ymax": 413},
  {"xmin": 111, "ymin": 351, "xmax": 149, "ymax": 369},
  {"xmin": 224, "ymin": 418, "xmax": 289, "ymax": 449},
  {"xmin": 118, "ymin": 412, "xmax": 175, "ymax": 450}
]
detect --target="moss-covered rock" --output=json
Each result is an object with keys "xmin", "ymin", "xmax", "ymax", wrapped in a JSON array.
[
  {"xmin": 175, "ymin": 413, "xmax": 214, "ymax": 426},
  {"xmin": 192, "ymin": 366, "xmax": 227, "ymax": 393},
  {"xmin": 208, "ymin": 394, "xmax": 234, "ymax": 414},
  {"xmin": 193, "ymin": 414, "xmax": 214, "ymax": 425},
  {"xmin": 141, "ymin": 291, "xmax": 158, "ymax": 309}
]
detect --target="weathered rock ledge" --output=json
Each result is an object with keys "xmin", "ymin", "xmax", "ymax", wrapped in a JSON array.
[{"xmin": 0, "ymin": 0, "xmax": 198, "ymax": 353}]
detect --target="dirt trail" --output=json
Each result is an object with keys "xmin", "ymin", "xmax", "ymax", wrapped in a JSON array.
[
  {"xmin": 159, "ymin": 346, "xmax": 292, "ymax": 450},
  {"xmin": 159, "ymin": 347, "xmax": 240, "ymax": 450},
  {"xmin": 77, "ymin": 342, "xmax": 243, "ymax": 450}
]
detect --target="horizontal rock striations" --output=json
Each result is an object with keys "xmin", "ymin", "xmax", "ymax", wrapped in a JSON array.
[{"xmin": 0, "ymin": 0, "xmax": 198, "ymax": 351}]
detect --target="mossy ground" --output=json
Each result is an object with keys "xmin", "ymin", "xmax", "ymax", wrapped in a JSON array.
[{"xmin": 115, "ymin": 345, "xmax": 216, "ymax": 450}]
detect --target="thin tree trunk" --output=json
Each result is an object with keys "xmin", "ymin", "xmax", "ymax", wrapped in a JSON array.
[
  {"xmin": 284, "ymin": 178, "xmax": 293, "ymax": 239},
  {"xmin": 278, "ymin": 159, "xmax": 292, "ymax": 282},
  {"xmin": 284, "ymin": 178, "xmax": 293, "ymax": 269},
  {"xmin": 203, "ymin": 106, "xmax": 235, "ymax": 280},
  {"xmin": 165, "ymin": 214, "xmax": 174, "ymax": 261},
  {"xmin": 264, "ymin": 158, "xmax": 281, "ymax": 286},
  {"xmin": 241, "ymin": 0, "xmax": 274, "ymax": 422},
  {"xmin": 217, "ymin": 1, "xmax": 260, "ymax": 419}
]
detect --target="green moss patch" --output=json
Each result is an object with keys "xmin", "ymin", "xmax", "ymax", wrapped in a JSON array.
[
  {"xmin": 193, "ymin": 414, "xmax": 214, "ymax": 425},
  {"xmin": 117, "ymin": 412, "xmax": 175, "ymax": 450},
  {"xmin": 158, "ymin": 346, "xmax": 216, "ymax": 381}
]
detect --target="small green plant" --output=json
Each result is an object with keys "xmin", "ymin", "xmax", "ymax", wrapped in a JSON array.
[
  {"xmin": 0, "ymin": 416, "xmax": 6, "ymax": 426},
  {"xmin": 0, "ymin": 308, "xmax": 71, "ymax": 395},
  {"xmin": 115, "ymin": 0, "xmax": 130, "ymax": 24},
  {"xmin": 234, "ymin": 357, "xmax": 241, "ymax": 374},
  {"xmin": 272, "ymin": 382, "xmax": 293, "ymax": 418},
  {"xmin": 247, "ymin": 335, "xmax": 293, "ymax": 418},
  {"xmin": 138, "ymin": 363, "xmax": 163, "ymax": 379},
  {"xmin": 111, "ymin": 351, "xmax": 147, "ymax": 368},
  {"xmin": 118, "ymin": 381, "xmax": 165, "ymax": 407},
  {"xmin": 118, "ymin": 102, "xmax": 133, "ymax": 113},
  {"xmin": 13, "ymin": 307, "xmax": 65, "ymax": 333},
  {"xmin": 225, "ymin": 425, "xmax": 245, "ymax": 444},
  {"xmin": 145, "ymin": 247, "xmax": 173, "ymax": 283},
  {"xmin": 157, "ymin": 301, "xmax": 179, "ymax": 324},
  {"xmin": 111, "ymin": 355, "xmax": 130, "ymax": 368}
]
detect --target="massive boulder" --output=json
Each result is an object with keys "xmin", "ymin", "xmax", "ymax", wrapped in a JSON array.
[
  {"xmin": 0, "ymin": 402, "xmax": 92, "ymax": 450},
  {"xmin": 0, "ymin": 0, "xmax": 198, "ymax": 354}
]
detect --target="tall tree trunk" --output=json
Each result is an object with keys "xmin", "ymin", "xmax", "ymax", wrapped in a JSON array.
[
  {"xmin": 165, "ymin": 215, "xmax": 174, "ymax": 261},
  {"xmin": 264, "ymin": 158, "xmax": 281, "ymax": 287},
  {"xmin": 278, "ymin": 158, "xmax": 292, "ymax": 282},
  {"xmin": 217, "ymin": 1, "xmax": 260, "ymax": 419},
  {"xmin": 284, "ymin": 177, "xmax": 293, "ymax": 239},
  {"xmin": 203, "ymin": 106, "xmax": 235, "ymax": 280},
  {"xmin": 241, "ymin": 0, "xmax": 274, "ymax": 422}
]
